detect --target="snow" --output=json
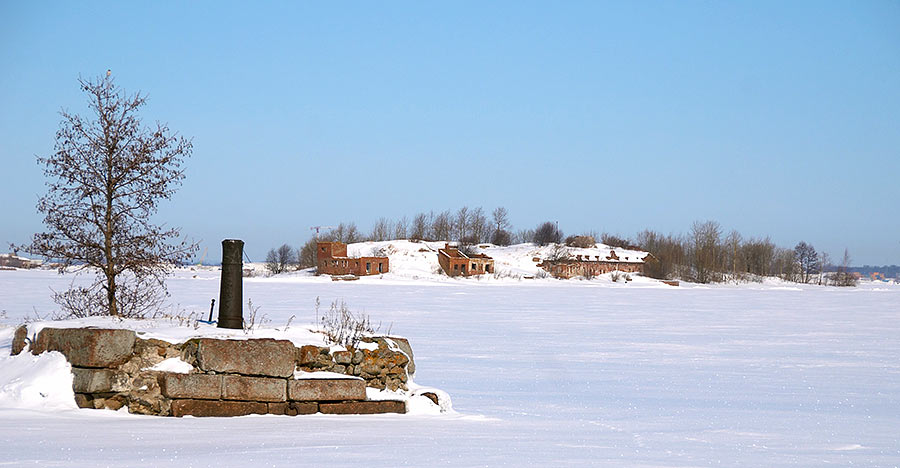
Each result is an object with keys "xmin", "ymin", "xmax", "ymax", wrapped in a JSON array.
[
  {"xmin": 1, "ymin": 266, "xmax": 899, "ymax": 466},
  {"xmin": 146, "ymin": 358, "xmax": 194, "ymax": 374},
  {"xmin": 293, "ymin": 370, "xmax": 360, "ymax": 380}
]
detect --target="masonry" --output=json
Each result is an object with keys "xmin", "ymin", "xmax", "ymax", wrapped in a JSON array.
[
  {"xmin": 317, "ymin": 241, "xmax": 389, "ymax": 276},
  {"xmin": 539, "ymin": 250, "xmax": 647, "ymax": 279},
  {"xmin": 11, "ymin": 326, "xmax": 419, "ymax": 417},
  {"xmin": 438, "ymin": 243, "xmax": 494, "ymax": 277}
]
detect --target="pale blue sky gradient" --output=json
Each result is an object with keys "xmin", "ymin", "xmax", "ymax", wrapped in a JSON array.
[{"xmin": 1, "ymin": 2, "xmax": 898, "ymax": 264}]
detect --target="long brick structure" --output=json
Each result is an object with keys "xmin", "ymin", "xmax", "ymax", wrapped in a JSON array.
[
  {"xmin": 437, "ymin": 243, "xmax": 494, "ymax": 277},
  {"xmin": 316, "ymin": 241, "xmax": 389, "ymax": 276}
]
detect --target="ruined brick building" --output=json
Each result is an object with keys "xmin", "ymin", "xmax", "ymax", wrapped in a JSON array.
[
  {"xmin": 316, "ymin": 242, "xmax": 389, "ymax": 276},
  {"xmin": 438, "ymin": 243, "xmax": 494, "ymax": 277},
  {"xmin": 539, "ymin": 250, "xmax": 650, "ymax": 279}
]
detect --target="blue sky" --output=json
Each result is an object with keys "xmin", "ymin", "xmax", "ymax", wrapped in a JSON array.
[{"xmin": 1, "ymin": 1, "xmax": 898, "ymax": 265}]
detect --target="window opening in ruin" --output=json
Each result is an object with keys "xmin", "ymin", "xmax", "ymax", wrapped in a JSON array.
[
  {"xmin": 378, "ymin": 263, "xmax": 383, "ymax": 273},
  {"xmin": 366, "ymin": 262, "xmax": 371, "ymax": 272}
]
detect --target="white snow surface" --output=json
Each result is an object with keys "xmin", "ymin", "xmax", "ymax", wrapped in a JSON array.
[
  {"xmin": 1, "ymin": 266, "xmax": 899, "ymax": 466},
  {"xmin": 146, "ymin": 357, "xmax": 194, "ymax": 374}
]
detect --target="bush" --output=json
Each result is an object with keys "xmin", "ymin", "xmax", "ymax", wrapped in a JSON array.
[
  {"xmin": 316, "ymin": 299, "xmax": 381, "ymax": 349},
  {"xmin": 265, "ymin": 243, "xmax": 296, "ymax": 275},
  {"xmin": 533, "ymin": 222, "xmax": 562, "ymax": 246}
]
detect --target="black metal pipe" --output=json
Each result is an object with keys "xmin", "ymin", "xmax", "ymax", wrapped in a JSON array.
[{"xmin": 217, "ymin": 239, "xmax": 244, "ymax": 329}]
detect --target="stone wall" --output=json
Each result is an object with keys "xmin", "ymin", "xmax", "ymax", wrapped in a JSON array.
[{"xmin": 11, "ymin": 326, "xmax": 415, "ymax": 417}]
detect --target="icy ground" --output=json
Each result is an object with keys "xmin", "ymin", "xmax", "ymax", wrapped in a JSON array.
[{"xmin": 1, "ymin": 268, "xmax": 899, "ymax": 467}]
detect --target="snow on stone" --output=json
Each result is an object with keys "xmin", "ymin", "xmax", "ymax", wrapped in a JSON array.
[
  {"xmin": 145, "ymin": 357, "xmax": 193, "ymax": 374},
  {"xmin": 0, "ymin": 351, "xmax": 76, "ymax": 410},
  {"xmin": 293, "ymin": 370, "xmax": 361, "ymax": 380}
]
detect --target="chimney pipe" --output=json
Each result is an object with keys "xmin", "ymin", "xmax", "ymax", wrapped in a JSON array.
[{"xmin": 217, "ymin": 239, "xmax": 244, "ymax": 329}]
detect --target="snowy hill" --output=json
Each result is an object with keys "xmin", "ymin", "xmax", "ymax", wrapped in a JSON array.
[{"xmin": 339, "ymin": 240, "xmax": 653, "ymax": 283}]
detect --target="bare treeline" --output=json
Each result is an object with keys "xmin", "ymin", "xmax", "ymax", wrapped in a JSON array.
[{"xmin": 633, "ymin": 220, "xmax": 854, "ymax": 286}]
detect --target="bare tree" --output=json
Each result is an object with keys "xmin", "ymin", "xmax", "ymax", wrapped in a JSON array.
[
  {"xmin": 411, "ymin": 212, "xmax": 431, "ymax": 241},
  {"xmin": 394, "ymin": 216, "xmax": 408, "ymax": 240},
  {"xmin": 533, "ymin": 221, "xmax": 562, "ymax": 246},
  {"xmin": 833, "ymin": 248, "xmax": 858, "ymax": 287},
  {"xmin": 794, "ymin": 241, "xmax": 819, "ymax": 283},
  {"xmin": 689, "ymin": 220, "xmax": 722, "ymax": 284},
  {"xmin": 298, "ymin": 238, "xmax": 318, "ymax": 269},
  {"xmin": 491, "ymin": 207, "xmax": 512, "ymax": 246},
  {"xmin": 432, "ymin": 210, "xmax": 453, "ymax": 241},
  {"xmin": 370, "ymin": 217, "xmax": 392, "ymax": 242},
  {"xmin": 455, "ymin": 206, "xmax": 470, "ymax": 242},
  {"xmin": 265, "ymin": 243, "xmax": 296, "ymax": 275},
  {"xmin": 469, "ymin": 207, "xmax": 489, "ymax": 244},
  {"xmin": 27, "ymin": 74, "xmax": 196, "ymax": 317}
]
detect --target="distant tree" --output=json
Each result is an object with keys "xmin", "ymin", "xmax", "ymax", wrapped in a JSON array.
[
  {"xmin": 26, "ymin": 74, "xmax": 196, "ymax": 317},
  {"xmin": 689, "ymin": 220, "xmax": 723, "ymax": 283},
  {"xmin": 533, "ymin": 221, "xmax": 562, "ymax": 246},
  {"xmin": 410, "ymin": 212, "xmax": 431, "ymax": 241},
  {"xmin": 265, "ymin": 243, "xmax": 296, "ymax": 275},
  {"xmin": 600, "ymin": 233, "xmax": 631, "ymax": 249},
  {"xmin": 794, "ymin": 241, "xmax": 819, "ymax": 283},
  {"xmin": 370, "ymin": 217, "xmax": 392, "ymax": 242},
  {"xmin": 298, "ymin": 238, "xmax": 318, "ymax": 269},
  {"xmin": 394, "ymin": 216, "xmax": 408, "ymax": 240},
  {"xmin": 742, "ymin": 237, "xmax": 776, "ymax": 278},
  {"xmin": 454, "ymin": 206, "xmax": 470, "ymax": 242},
  {"xmin": 469, "ymin": 207, "xmax": 489, "ymax": 244},
  {"xmin": 832, "ymin": 248, "xmax": 858, "ymax": 287},
  {"xmin": 491, "ymin": 207, "xmax": 513, "ymax": 246},
  {"xmin": 432, "ymin": 210, "xmax": 453, "ymax": 241},
  {"xmin": 328, "ymin": 222, "xmax": 362, "ymax": 243}
]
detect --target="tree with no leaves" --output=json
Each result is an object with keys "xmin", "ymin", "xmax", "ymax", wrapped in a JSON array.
[
  {"xmin": 265, "ymin": 244, "xmax": 296, "ymax": 275},
  {"xmin": 27, "ymin": 74, "xmax": 196, "ymax": 317},
  {"xmin": 533, "ymin": 221, "xmax": 562, "ymax": 246},
  {"xmin": 794, "ymin": 241, "xmax": 819, "ymax": 283}
]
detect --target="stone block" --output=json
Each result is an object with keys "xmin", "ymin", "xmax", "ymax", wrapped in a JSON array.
[
  {"xmin": 287, "ymin": 378, "xmax": 365, "ymax": 402},
  {"xmin": 170, "ymin": 399, "xmax": 268, "ymax": 417},
  {"xmin": 32, "ymin": 328, "xmax": 136, "ymax": 368},
  {"xmin": 387, "ymin": 337, "xmax": 415, "ymax": 376},
  {"xmin": 74, "ymin": 393, "xmax": 92, "ymax": 408},
  {"xmin": 195, "ymin": 338, "xmax": 295, "ymax": 377},
  {"xmin": 72, "ymin": 367, "xmax": 116, "ymax": 393},
  {"xmin": 158, "ymin": 373, "xmax": 222, "ymax": 400},
  {"xmin": 222, "ymin": 375, "xmax": 286, "ymax": 402},
  {"xmin": 333, "ymin": 350, "xmax": 352, "ymax": 364},
  {"xmin": 297, "ymin": 345, "xmax": 320, "ymax": 365},
  {"xmin": 319, "ymin": 400, "xmax": 406, "ymax": 415},
  {"xmin": 11, "ymin": 326, "xmax": 27, "ymax": 355},
  {"xmin": 267, "ymin": 401, "xmax": 317, "ymax": 416}
]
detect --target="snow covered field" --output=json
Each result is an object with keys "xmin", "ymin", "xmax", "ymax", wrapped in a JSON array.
[{"xmin": 1, "ymin": 268, "xmax": 899, "ymax": 467}]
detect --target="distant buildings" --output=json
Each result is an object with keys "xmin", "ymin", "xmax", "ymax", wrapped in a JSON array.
[
  {"xmin": 538, "ymin": 250, "xmax": 649, "ymax": 279},
  {"xmin": 438, "ymin": 243, "xmax": 494, "ymax": 277},
  {"xmin": 316, "ymin": 242, "xmax": 389, "ymax": 276},
  {"xmin": 0, "ymin": 253, "xmax": 42, "ymax": 269}
]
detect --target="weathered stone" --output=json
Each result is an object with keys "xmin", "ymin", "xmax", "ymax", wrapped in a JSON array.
[
  {"xmin": 422, "ymin": 392, "xmax": 440, "ymax": 406},
  {"xmin": 31, "ymin": 328, "xmax": 136, "ymax": 368},
  {"xmin": 386, "ymin": 337, "xmax": 415, "ymax": 376},
  {"xmin": 11, "ymin": 325, "xmax": 27, "ymax": 355},
  {"xmin": 170, "ymin": 399, "xmax": 267, "ymax": 417},
  {"xmin": 74, "ymin": 393, "xmax": 92, "ymax": 408},
  {"xmin": 287, "ymin": 378, "xmax": 366, "ymax": 402},
  {"xmin": 195, "ymin": 338, "xmax": 295, "ymax": 377},
  {"xmin": 297, "ymin": 345, "xmax": 320, "ymax": 365},
  {"xmin": 72, "ymin": 367, "xmax": 116, "ymax": 393},
  {"xmin": 158, "ymin": 373, "xmax": 222, "ymax": 400},
  {"xmin": 351, "ymin": 350, "xmax": 363, "ymax": 365},
  {"xmin": 333, "ymin": 350, "xmax": 352, "ymax": 364},
  {"xmin": 267, "ymin": 401, "xmax": 317, "ymax": 416},
  {"xmin": 319, "ymin": 400, "xmax": 406, "ymax": 415},
  {"xmin": 222, "ymin": 375, "xmax": 286, "ymax": 402}
]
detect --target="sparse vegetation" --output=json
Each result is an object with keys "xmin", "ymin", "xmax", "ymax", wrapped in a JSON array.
[{"xmin": 316, "ymin": 298, "xmax": 381, "ymax": 348}]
